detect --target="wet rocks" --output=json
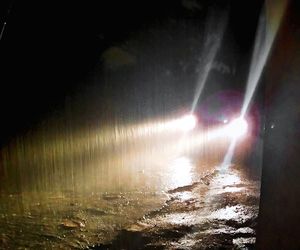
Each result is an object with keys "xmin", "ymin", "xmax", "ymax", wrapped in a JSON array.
[{"xmin": 61, "ymin": 218, "xmax": 86, "ymax": 229}]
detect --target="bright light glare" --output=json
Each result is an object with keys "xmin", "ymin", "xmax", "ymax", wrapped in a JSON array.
[
  {"xmin": 226, "ymin": 118, "xmax": 248, "ymax": 138},
  {"xmin": 169, "ymin": 157, "xmax": 193, "ymax": 188},
  {"xmin": 178, "ymin": 114, "xmax": 197, "ymax": 131}
]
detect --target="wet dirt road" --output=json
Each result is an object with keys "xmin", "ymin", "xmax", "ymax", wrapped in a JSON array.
[
  {"xmin": 0, "ymin": 163, "xmax": 259, "ymax": 249},
  {"xmin": 94, "ymin": 165, "xmax": 260, "ymax": 250}
]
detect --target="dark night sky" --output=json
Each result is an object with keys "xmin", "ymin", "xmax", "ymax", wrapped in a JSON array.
[{"xmin": 0, "ymin": 0, "xmax": 263, "ymax": 144}]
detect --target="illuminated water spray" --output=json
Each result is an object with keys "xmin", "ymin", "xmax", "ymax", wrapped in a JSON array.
[
  {"xmin": 222, "ymin": 0, "xmax": 288, "ymax": 169},
  {"xmin": 191, "ymin": 9, "xmax": 228, "ymax": 113},
  {"xmin": 241, "ymin": 0, "xmax": 288, "ymax": 117}
]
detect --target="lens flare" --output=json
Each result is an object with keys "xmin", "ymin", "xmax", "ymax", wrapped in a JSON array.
[
  {"xmin": 226, "ymin": 118, "xmax": 248, "ymax": 138},
  {"xmin": 178, "ymin": 114, "xmax": 197, "ymax": 131}
]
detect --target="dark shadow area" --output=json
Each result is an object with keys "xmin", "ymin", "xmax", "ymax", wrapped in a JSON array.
[{"xmin": 257, "ymin": 1, "xmax": 300, "ymax": 249}]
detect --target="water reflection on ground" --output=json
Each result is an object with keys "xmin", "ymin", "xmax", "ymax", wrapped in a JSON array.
[
  {"xmin": 0, "ymin": 160, "xmax": 260, "ymax": 249},
  {"xmin": 0, "ymin": 121, "xmax": 258, "ymax": 249},
  {"xmin": 97, "ymin": 165, "xmax": 260, "ymax": 250},
  {"xmin": 169, "ymin": 157, "xmax": 193, "ymax": 188}
]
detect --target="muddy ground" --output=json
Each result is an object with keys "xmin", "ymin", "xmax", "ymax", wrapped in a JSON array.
[
  {"xmin": 0, "ymin": 164, "xmax": 259, "ymax": 249},
  {"xmin": 92, "ymin": 165, "xmax": 260, "ymax": 249}
]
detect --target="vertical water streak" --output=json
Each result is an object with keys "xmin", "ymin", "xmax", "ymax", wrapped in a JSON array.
[
  {"xmin": 223, "ymin": 1, "xmax": 288, "ymax": 170},
  {"xmin": 191, "ymin": 9, "xmax": 228, "ymax": 112},
  {"xmin": 241, "ymin": 0, "xmax": 288, "ymax": 117}
]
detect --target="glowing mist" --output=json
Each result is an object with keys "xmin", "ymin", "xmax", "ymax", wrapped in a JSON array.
[
  {"xmin": 191, "ymin": 10, "xmax": 228, "ymax": 113},
  {"xmin": 241, "ymin": 0, "xmax": 288, "ymax": 117},
  {"xmin": 221, "ymin": 1, "xmax": 288, "ymax": 169}
]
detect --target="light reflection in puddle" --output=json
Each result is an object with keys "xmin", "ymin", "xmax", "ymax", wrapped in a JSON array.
[
  {"xmin": 218, "ymin": 172, "xmax": 241, "ymax": 186},
  {"xmin": 162, "ymin": 212, "xmax": 198, "ymax": 225},
  {"xmin": 209, "ymin": 205, "xmax": 253, "ymax": 223},
  {"xmin": 160, "ymin": 204, "xmax": 254, "ymax": 226},
  {"xmin": 176, "ymin": 192, "xmax": 194, "ymax": 201},
  {"xmin": 201, "ymin": 226, "xmax": 255, "ymax": 235},
  {"xmin": 207, "ymin": 169, "xmax": 243, "ymax": 196},
  {"xmin": 169, "ymin": 156, "xmax": 193, "ymax": 188},
  {"xmin": 223, "ymin": 186, "xmax": 245, "ymax": 193},
  {"xmin": 233, "ymin": 237, "xmax": 256, "ymax": 247}
]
